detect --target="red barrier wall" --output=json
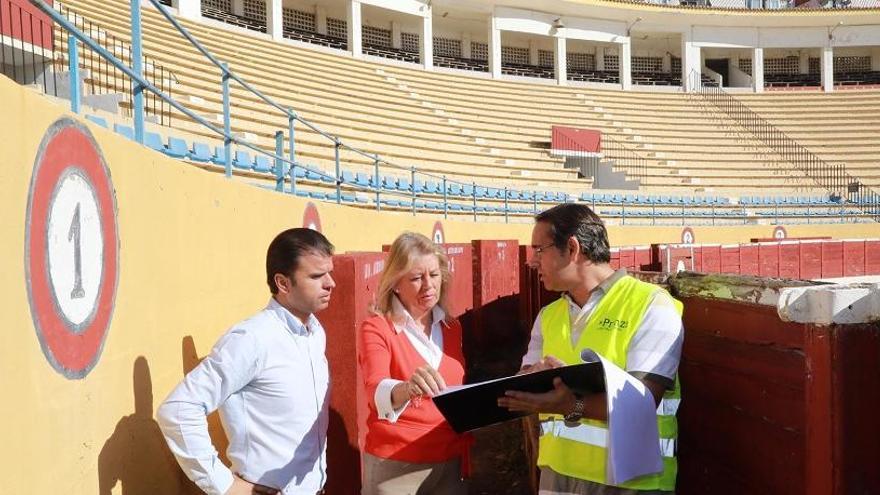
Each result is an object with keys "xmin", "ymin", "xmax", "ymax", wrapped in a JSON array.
[
  {"xmin": 321, "ymin": 252, "xmax": 386, "ymax": 495},
  {"xmin": 677, "ymin": 294, "xmax": 880, "ymax": 495},
  {"xmin": 821, "ymin": 242, "xmax": 844, "ymax": 278},
  {"xmin": 464, "ymin": 240, "xmax": 524, "ymax": 380},
  {"xmin": 720, "ymin": 245, "xmax": 741, "ymax": 274},
  {"xmin": 739, "ymin": 244, "xmax": 760, "ymax": 276},
  {"xmin": 777, "ymin": 242, "xmax": 799, "ymax": 279},
  {"xmin": 800, "ymin": 242, "xmax": 823, "ymax": 280},
  {"xmin": 443, "ymin": 243, "xmax": 474, "ymax": 318},
  {"xmin": 843, "ymin": 240, "xmax": 866, "ymax": 277},
  {"xmin": 759, "ymin": 243, "xmax": 780, "ymax": 278}
]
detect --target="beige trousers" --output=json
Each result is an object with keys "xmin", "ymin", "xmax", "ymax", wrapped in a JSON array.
[{"xmin": 361, "ymin": 453, "xmax": 467, "ymax": 495}]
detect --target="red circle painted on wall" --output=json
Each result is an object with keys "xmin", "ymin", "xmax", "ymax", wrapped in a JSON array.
[
  {"xmin": 25, "ymin": 118, "xmax": 119, "ymax": 379},
  {"xmin": 432, "ymin": 221, "xmax": 445, "ymax": 244},
  {"xmin": 773, "ymin": 226, "xmax": 787, "ymax": 239},
  {"xmin": 302, "ymin": 202, "xmax": 322, "ymax": 232},
  {"xmin": 681, "ymin": 227, "xmax": 695, "ymax": 245}
]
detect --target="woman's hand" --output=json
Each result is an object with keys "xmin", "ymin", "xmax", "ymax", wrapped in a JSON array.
[{"xmin": 391, "ymin": 365, "xmax": 447, "ymax": 408}]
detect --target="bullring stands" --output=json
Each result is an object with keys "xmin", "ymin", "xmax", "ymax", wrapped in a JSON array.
[{"xmin": 51, "ymin": 0, "xmax": 880, "ymax": 224}]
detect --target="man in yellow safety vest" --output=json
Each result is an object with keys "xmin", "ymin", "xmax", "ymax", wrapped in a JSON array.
[{"xmin": 498, "ymin": 203, "xmax": 683, "ymax": 495}]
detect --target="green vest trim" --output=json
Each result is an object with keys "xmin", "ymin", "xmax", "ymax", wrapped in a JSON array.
[{"xmin": 537, "ymin": 275, "xmax": 683, "ymax": 491}]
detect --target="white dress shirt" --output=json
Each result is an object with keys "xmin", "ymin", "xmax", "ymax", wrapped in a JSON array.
[
  {"xmin": 374, "ymin": 296, "xmax": 447, "ymax": 423},
  {"xmin": 157, "ymin": 298, "xmax": 330, "ymax": 495},
  {"xmin": 521, "ymin": 270, "xmax": 683, "ymax": 380}
]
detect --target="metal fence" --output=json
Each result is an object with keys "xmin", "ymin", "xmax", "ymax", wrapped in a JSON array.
[
  {"xmin": 691, "ymin": 69, "xmax": 879, "ymax": 220},
  {"xmin": 56, "ymin": 3, "xmax": 174, "ymax": 126}
]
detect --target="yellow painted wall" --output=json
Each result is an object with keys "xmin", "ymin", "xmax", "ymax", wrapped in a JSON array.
[{"xmin": 2, "ymin": 75, "xmax": 880, "ymax": 493}]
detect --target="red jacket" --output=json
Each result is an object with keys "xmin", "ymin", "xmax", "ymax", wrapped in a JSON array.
[{"xmin": 359, "ymin": 314, "xmax": 468, "ymax": 463}]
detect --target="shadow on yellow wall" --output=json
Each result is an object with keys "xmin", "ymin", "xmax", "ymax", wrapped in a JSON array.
[{"xmin": 97, "ymin": 356, "xmax": 200, "ymax": 494}]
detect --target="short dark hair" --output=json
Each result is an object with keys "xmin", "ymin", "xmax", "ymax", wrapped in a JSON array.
[
  {"xmin": 535, "ymin": 203, "xmax": 611, "ymax": 263},
  {"xmin": 266, "ymin": 228, "xmax": 334, "ymax": 294}
]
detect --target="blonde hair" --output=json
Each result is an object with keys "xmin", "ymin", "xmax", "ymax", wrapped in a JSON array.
[{"xmin": 374, "ymin": 232, "xmax": 451, "ymax": 318}]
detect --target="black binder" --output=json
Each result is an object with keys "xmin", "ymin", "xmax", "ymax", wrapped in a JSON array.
[{"xmin": 432, "ymin": 362, "xmax": 605, "ymax": 433}]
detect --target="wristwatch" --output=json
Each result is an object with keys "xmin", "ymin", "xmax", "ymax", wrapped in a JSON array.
[{"xmin": 564, "ymin": 396, "xmax": 585, "ymax": 423}]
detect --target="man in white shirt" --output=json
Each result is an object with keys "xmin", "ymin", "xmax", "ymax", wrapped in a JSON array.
[
  {"xmin": 157, "ymin": 228, "xmax": 336, "ymax": 495},
  {"xmin": 498, "ymin": 204, "xmax": 683, "ymax": 495}
]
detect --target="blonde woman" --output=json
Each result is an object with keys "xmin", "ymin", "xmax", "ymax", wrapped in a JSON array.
[{"xmin": 358, "ymin": 232, "xmax": 470, "ymax": 495}]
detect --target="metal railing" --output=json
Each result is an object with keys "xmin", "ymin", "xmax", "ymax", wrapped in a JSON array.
[
  {"xmin": 26, "ymin": 0, "xmax": 572, "ymax": 223},
  {"xmin": 690, "ymin": 69, "xmax": 879, "ymax": 221},
  {"xmin": 55, "ymin": 3, "xmax": 174, "ymax": 126},
  {"xmin": 1, "ymin": 0, "xmax": 57, "ymax": 98}
]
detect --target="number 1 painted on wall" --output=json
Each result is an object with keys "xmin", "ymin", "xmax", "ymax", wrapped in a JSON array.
[{"xmin": 69, "ymin": 203, "xmax": 85, "ymax": 300}]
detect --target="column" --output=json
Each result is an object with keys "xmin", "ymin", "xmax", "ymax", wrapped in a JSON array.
[
  {"xmin": 266, "ymin": 0, "xmax": 282, "ymax": 40},
  {"xmin": 753, "ymin": 47, "xmax": 764, "ymax": 93},
  {"xmin": 391, "ymin": 21, "xmax": 401, "ymax": 49},
  {"xmin": 799, "ymin": 50, "xmax": 810, "ymax": 74},
  {"xmin": 821, "ymin": 45, "xmax": 833, "ymax": 92},
  {"xmin": 171, "ymin": 0, "xmax": 200, "ymax": 19},
  {"xmin": 662, "ymin": 52, "xmax": 672, "ymax": 73},
  {"xmin": 529, "ymin": 39, "xmax": 539, "ymax": 66},
  {"xmin": 421, "ymin": 10, "xmax": 433, "ymax": 70},
  {"xmin": 462, "ymin": 32, "xmax": 472, "ymax": 59},
  {"xmin": 489, "ymin": 16, "xmax": 501, "ymax": 78},
  {"xmin": 872, "ymin": 47, "xmax": 880, "ymax": 71},
  {"xmin": 596, "ymin": 47, "xmax": 605, "ymax": 71},
  {"xmin": 316, "ymin": 5, "xmax": 327, "ymax": 35},
  {"xmin": 232, "ymin": 0, "xmax": 244, "ymax": 16},
  {"xmin": 681, "ymin": 33, "xmax": 699, "ymax": 92},
  {"xmin": 620, "ymin": 38, "xmax": 632, "ymax": 90},
  {"xmin": 555, "ymin": 36, "xmax": 567, "ymax": 85},
  {"xmin": 348, "ymin": 0, "xmax": 362, "ymax": 58}
]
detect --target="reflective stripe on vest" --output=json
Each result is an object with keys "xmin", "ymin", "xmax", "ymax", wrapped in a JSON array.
[
  {"xmin": 537, "ymin": 275, "xmax": 683, "ymax": 491},
  {"xmin": 540, "ymin": 420, "xmax": 677, "ymax": 457}
]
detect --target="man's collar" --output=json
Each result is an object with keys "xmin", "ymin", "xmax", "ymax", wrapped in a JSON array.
[
  {"xmin": 563, "ymin": 268, "xmax": 628, "ymax": 307},
  {"xmin": 267, "ymin": 297, "xmax": 317, "ymax": 335}
]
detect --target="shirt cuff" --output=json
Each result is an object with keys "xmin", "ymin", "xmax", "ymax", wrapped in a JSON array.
[
  {"xmin": 205, "ymin": 464, "xmax": 235, "ymax": 495},
  {"xmin": 375, "ymin": 378, "xmax": 409, "ymax": 423}
]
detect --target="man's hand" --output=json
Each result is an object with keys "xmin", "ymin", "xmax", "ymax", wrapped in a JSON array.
[
  {"xmin": 226, "ymin": 475, "xmax": 279, "ymax": 495},
  {"xmin": 497, "ymin": 377, "xmax": 576, "ymax": 416}
]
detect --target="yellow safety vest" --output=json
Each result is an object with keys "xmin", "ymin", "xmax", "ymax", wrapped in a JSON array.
[{"xmin": 538, "ymin": 275, "xmax": 683, "ymax": 491}]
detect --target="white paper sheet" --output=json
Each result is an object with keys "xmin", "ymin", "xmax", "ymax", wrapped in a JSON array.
[{"xmin": 581, "ymin": 349, "xmax": 663, "ymax": 484}]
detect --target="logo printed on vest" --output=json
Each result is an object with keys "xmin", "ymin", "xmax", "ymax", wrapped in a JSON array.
[{"xmin": 598, "ymin": 317, "xmax": 628, "ymax": 330}]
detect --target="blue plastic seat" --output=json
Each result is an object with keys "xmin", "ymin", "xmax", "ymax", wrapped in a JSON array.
[
  {"xmin": 291, "ymin": 166, "xmax": 306, "ymax": 179},
  {"xmin": 424, "ymin": 181, "xmax": 439, "ymax": 194},
  {"xmin": 462, "ymin": 184, "xmax": 474, "ymax": 196},
  {"xmin": 113, "ymin": 124, "xmax": 134, "ymax": 140},
  {"xmin": 144, "ymin": 132, "xmax": 165, "ymax": 153},
  {"xmin": 164, "ymin": 137, "xmax": 189, "ymax": 159},
  {"xmin": 354, "ymin": 172, "xmax": 371, "ymax": 187},
  {"xmin": 253, "ymin": 155, "xmax": 272, "ymax": 173},
  {"xmin": 382, "ymin": 176, "xmax": 398, "ymax": 190},
  {"xmin": 233, "ymin": 150, "xmax": 252, "ymax": 170},
  {"xmin": 190, "ymin": 142, "xmax": 212, "ymax": 162},
  {"xmin": 340, "ymin": 170, "xmax": 355, "ymax": 184},
  {"xmin": 397, "ymin": 179, "xmax": 412, "ymax": 192},
  {"xmin": 448, "ymin": 184, "xmax": 462, "ymax": 196},
  {"xmin": 211, "ymin": 146, "xmax": 227, "ymax": 164}
]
